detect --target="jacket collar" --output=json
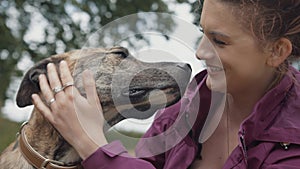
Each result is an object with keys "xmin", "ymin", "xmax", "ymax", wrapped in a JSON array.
[{"xmin": 242, "ymin": 66, "xmax": 300, "ymax": 145}]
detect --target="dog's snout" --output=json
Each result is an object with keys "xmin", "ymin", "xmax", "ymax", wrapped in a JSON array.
[{"xmin": 176, "ymin": 63, "xmax": 191, "ymax": 71}]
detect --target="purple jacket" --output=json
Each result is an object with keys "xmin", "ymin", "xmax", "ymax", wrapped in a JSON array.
[{"xmin": 82, "ymin": 66, "xmax": 300, "ymax": 169}]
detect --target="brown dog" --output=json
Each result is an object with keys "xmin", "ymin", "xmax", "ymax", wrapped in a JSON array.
[{"xmin": 0, "ymin": 46, "xmax": 191, "ymax": 169}]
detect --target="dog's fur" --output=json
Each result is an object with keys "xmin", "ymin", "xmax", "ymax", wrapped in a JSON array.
[{"xmin": 0, "ymin": 46, "xmax": 191, "ymax": 169}]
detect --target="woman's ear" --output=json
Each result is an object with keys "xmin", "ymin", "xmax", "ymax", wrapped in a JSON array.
[{"xmin": 267, "ymin": 38, "xmax": 292, "ymax": 67}]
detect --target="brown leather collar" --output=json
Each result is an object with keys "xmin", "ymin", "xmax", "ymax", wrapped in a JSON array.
[{"xmin": 18, "ymin": 121, "xmax": 81, "ymax": 169}]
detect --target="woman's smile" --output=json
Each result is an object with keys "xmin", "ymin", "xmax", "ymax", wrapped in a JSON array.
[{"xmin": 206, "ymin": 64, "xmax": 224, "ymax": 73}]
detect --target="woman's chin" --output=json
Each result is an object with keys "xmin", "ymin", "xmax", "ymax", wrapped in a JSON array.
[
  {"xmin": 206, "ymin": 75, "xmax": 227, "ymax": 93},
  {"xmin": 206, "ymin": 76, "xmax": 213, "ymax": 90}
]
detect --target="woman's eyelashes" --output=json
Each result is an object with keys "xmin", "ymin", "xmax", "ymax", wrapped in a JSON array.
[
  {"xmin": 212, "ymin": 37, "xmax": 227, "ymax": 46},
  {"xmin": 198, "ymin": 27, "xmax": 228, "ymax": 47},
  {"xmin": 199, "ymin": 27, "xmax": 204, "ymax": 33}
]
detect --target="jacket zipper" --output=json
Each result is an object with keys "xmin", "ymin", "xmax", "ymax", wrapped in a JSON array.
[{"xmin": 239, "ymin": 130, "xmax": 248, "ymax": 165}]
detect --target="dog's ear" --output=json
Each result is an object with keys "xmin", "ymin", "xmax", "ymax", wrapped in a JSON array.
[{"xmin": 16, "ymin": 57, "xmax": 63, "ymax": 107}]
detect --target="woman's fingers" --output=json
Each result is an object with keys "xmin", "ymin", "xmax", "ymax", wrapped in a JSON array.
[
  {"xmin": 31, "ymin": 94, "xmax": 54, "ymax": 123},
  {"xmin": 59, "ymin": 61, "xmax": 74, "ymax": 93},
  {"xmin": 47, "ymin": 63, "xmax": 64, "ymax": 98},
  {"xmin": 37, "ymin": 73, "xmax": 60, "ymax": 122},
  {"xmin": 39, "ymin": 74, "xmax": 56, "ymax": 106},
  {"xmin": 82, "ymin": 70, "xmax": 102, "ymax": 109},
  {"xmin": 32, "ymin": 61, "xmax": 108, "ymax": 154}
]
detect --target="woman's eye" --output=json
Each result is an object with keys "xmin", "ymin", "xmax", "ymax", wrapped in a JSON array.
[
  {"xmin": 213, "ymin": 38, "xmax": 227, "ymax": 45},
  {"xmin": 199, "ymin": 27, "xmax": 204, "ymax": 33}
]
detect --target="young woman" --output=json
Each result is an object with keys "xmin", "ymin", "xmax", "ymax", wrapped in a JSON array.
[{"xmin": 32, "ymin": 0, "xmax": 300, "ymax": 168}]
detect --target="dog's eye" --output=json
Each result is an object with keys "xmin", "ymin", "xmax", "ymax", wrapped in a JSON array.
[
  {"xmin": 109, "ymin": 47, "xmax": 129, "ymax": 58},
  {"xmin": 112, "ymin": 51, "xmax": 128, "ymax": 58}
]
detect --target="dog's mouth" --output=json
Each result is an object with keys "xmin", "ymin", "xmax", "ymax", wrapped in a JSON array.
[
  {"xmin": 120, "ymin": 85, "xmax": 180, "ymax": 111},
  {"xmin": 121, "ymin": 87, "xmax": 150, "ymax": 98}
]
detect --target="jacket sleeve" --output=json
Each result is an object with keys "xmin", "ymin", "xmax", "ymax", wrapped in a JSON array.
[
  {"xmin": 81, "ymin": 101, "xmax": 185, "ymax": 169},
  {"xmin": 135, "ymin": 101, "xmax": 199, "ymax": 169},
  {"xmin": 81, "ymin": 141, "xmax": 155, "ymax": 169}
]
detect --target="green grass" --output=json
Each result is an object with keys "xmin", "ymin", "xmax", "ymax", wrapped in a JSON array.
[{"xmin": 0, "ymin": 116, "xmax": 21, "ymax": 153}]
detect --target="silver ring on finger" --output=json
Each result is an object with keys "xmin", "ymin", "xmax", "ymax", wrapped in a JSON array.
[
  {"xmin": 52, "ymin": 86, "xmax": 64, "ymax": 95},
  {"xmin": 63, "ymin": 82, "xmax": 74, "ymax": 89},
  {"xmin": 47, "ymin": 98, "xmax": 56, "ymax": 106}
]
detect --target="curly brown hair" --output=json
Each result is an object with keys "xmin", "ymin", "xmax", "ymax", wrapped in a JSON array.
[{"xmin": 219, "ymin": 0, "xmax": 300, "ymax": 61}]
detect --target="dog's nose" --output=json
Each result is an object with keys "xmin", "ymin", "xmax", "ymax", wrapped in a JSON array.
[{"xmin": 176, "ymin": 63, "xmax": 192, "ymax": 71}]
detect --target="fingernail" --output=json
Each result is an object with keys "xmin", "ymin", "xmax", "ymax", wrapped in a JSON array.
[
  {"xmin": 47, "ymin": 63, "xmax": 51, "ymax": 69},
  {"xmin": 60, "ymin": 60, "xmax": 66, "ymax": 65},
  {"xmin": 39, "ymin": 74, "xmax": 44, "ymax": 80},
  {"xmin": 31, "ymin": 94, "xmax": 36, "ymax": 101}
]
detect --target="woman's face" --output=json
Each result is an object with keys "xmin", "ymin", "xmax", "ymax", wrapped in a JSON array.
[{"xmin": 196, "ymin": 0, "xmax": 274, "ymax": 94}]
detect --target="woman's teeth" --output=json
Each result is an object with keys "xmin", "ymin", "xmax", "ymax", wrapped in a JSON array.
[{"xmin": 207, "ymin": 66, "xmax": 223, "ymax": 72}]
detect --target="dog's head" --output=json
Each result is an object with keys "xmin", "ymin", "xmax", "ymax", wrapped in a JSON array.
[{"xmin": 16, "ymin": 46, "xmax": 192, "ymax": 126}]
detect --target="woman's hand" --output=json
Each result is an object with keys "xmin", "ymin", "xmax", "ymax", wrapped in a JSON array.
[{"xmin": 31, "ymin": 60, "xmax": 108, "ymax": 159}]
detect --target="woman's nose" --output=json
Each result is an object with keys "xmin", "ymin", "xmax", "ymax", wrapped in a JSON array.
[{"xmin": 195, "ymin": 35, "xmax": 217, "ymax": 60}]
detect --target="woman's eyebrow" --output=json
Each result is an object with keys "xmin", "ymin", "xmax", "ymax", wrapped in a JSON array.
[
  {"xmin": 199, "ymin": 23, "xmax": 230, "ymax": 38},
  {"xmin": 208, "ymin": 31, "xmax": 230, "ymax": 38}
]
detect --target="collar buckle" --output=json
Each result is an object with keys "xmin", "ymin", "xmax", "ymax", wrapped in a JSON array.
[{"xmin": 40, "ymin": 159, "xmax": 65, "ymax": 169}]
